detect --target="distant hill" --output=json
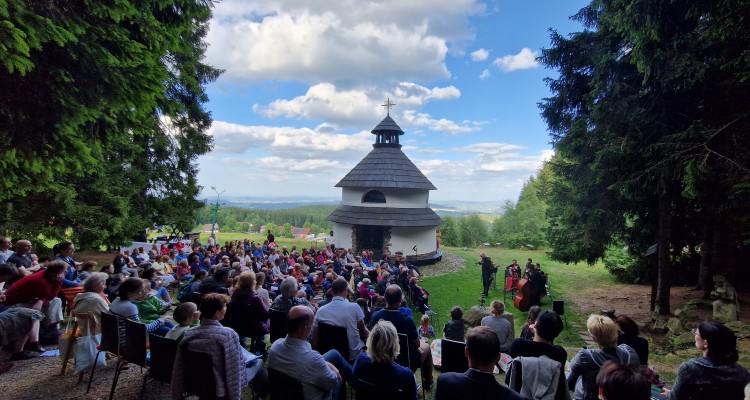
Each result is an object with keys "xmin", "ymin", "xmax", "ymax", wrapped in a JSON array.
[{"xmin": 207, "ymin": 195, "xmax": 503, "ymax": 216}]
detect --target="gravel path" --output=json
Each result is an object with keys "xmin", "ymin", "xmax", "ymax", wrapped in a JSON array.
[{"xmin": 417, "ymin": 252, "xmax": 466, "ymax": 278}]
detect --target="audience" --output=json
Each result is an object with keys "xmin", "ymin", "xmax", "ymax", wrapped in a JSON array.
[
  {"xmin": 370, "ymin": 285, "xmax": 434, "ymax": 390},
  {"xmin": 443, "ymin": 306, "xmax": 465, "ymax": 342},
  {"xmin": 353, "ymin": 320, "xmax": 418, "ymax": 399},
  {"xmin": 507, "ymin": 310, "xmax": 568, "ymax": 400},
  {"xmin": 313, "ymin": 277, "xmax": 369, "ymax": 363},
  {"xmin": 664, "ymin": 321, "xmax": 750, "ymax": 400},
  {"xmin": 270, "ymin": 276, "xmax": 314, "ymax": 312},
  {"xmin": 0, "ymin": 264, "xmax": 46, "ymax": 362},
  {"xmin": 109, "ymin": 277, "xmax": 171, "ymax": 336},
  {"xmin": 519, "ymin": 305, "xmax": 542, "ymax": 340},
  {"xmin": 435, "ymin": 326, "xmax": 523, "ymax": 400},
  {"xmin": 269, "ymin": 305, "xmax": 353, "ymax": 400},
  {"xmin": 481, "ymin": 300, "xmax": 512, "ymax": 352},
  {"xmin": 172, "ymin": 293, "xmax": 267, "ymax": 400},
  {"xmin": 418, "ymin": 314, "xmax": 436, "ymax": 340},
  {"xmin": 596, "ymin": 361, "xmax": 650, "ymax": 400},
  {"xmin": 568, "ymin": 314, "xmax": 640, "ymax": 400},
  {"xmin": 166, "ymin": 302, "xmax": 199, "ymax": 341},
  {"xmin": 71, "ymin": 272, "xmax": 110, "ymax": 331},
  {"xmin": 3, "ymin": 260, "xmax": 66, "ymax": 343}
]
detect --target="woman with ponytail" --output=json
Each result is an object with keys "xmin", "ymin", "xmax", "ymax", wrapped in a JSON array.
[{"xmin": 665, "ymin": 321, "xmax": 749, "ymax": 399}]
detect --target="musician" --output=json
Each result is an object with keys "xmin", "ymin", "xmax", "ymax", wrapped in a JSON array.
[
  {"xmin": 478, "ymin": 253, "xmax": 495, "ymax": 297},
  {"xmin": 527, "ymin": 263, "xmax": 546, "ymax": 307},
  {"xmin": 506, "ymin": 260, "xmax": 520, "ymax": 287}
]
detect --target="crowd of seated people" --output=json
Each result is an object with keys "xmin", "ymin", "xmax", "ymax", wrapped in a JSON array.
[{"xmin": 2, "ymin": 236, "xmax": 749, "ymax": 400}]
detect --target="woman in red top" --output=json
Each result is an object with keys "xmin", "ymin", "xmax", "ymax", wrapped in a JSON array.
[{"xmin": 3, "ymin": 261, "xmax": 66, "ymax": 337}]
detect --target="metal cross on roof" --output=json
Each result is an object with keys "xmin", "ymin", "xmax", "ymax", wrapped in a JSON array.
[{"xmin": 381, "ymin": 97, "xmax": 396, "ymax": 116}]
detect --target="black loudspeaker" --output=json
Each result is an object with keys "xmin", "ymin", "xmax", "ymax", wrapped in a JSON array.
[
  {"xmin": 552, "ymin": 300, "xmax": 564, "ymax": 315},
  {"xmin": 553, "ymin": 300, "xmax": 566, "ymax": 327}
]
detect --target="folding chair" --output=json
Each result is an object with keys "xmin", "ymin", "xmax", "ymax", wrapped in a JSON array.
[
  {"xmin": 397, "ymin": 333, "xmax": 426, "ymax": 400},
  {"xmin": 140, "ymin": 334, "xmax": 179, "ymax": 398},
  {"xmin": 107, "ymin": 319, "xmax": 148, "ymax": 400},
  {"xmin": 440, "ymin": 338, "xmax": 469, "ymax": 374},
  {"xmin": 181, "ymin": 348, "xmax": 219, "ymax": 398},
  {"xmin": 318, "ymin": 321, "xmax": 350, "ymax": 362},
  {"xmin": 269, "ymin": 368, "xmax": 304, "ymax": 399},
  {"xmin": 86, "ymin": 312, "xmax": 123, "ymax": 394},
  {"xmin": 269, "ymin": 308, "xmax": 288, "ymax": 343}
]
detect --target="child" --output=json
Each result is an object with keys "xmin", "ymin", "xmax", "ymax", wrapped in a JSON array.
[
  {"xmin": 418, "ymin": 314, "xmax": 436, "ymax": 340},
  {"xmin": 166, "ymin": 302, "xmax": 200, "ymax": 341},
  {"xmin": 443, "ymin": 306, "xmax": 465, "ymax": 341}
]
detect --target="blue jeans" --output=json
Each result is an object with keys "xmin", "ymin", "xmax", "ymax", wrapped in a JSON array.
[
  {"xmin": 153, "ymin": 321, "xmax": 175, "ymax": 336},
  {"xmin": 323, "ymin": 350, "xmax": 353, "ymax": 400},
  {"xmin": 155, "ymin": 286, "xmax": 170, "ymax": 301}
]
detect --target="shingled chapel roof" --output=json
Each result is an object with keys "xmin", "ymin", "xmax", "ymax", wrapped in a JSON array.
[
  {"xmin": 334, "ymin": 116, "xmax": 436, "ymax": 190},
  {"xmin": 328, "ymin": 205, "xmax": 443, "ymax": 227}
]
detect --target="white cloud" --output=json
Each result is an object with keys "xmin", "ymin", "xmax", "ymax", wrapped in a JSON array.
[
  {"xmin": 470, "ymin": 48, "xmax": 489, "ymax": 61},
  {"xmin": 206, "ymin": 0, "xmax": 484, "ymax": 84},
  {"xmin": 208, "ymin": 120, "xmax": 372, "ymax": 158},
  {"xmin": 479, "ymin": 69, "xmax": 491, "ymax": 80},
  {"xmin": 493, "ymin": 47, "xmax": 539, "ymax": 72},
  {"xmin": 401, "ymin": 110, "xmax": 479, "ymax": 135},
  {"xmin": 254, "ymin": 82, "xmax": 465, "ymax": 130}
]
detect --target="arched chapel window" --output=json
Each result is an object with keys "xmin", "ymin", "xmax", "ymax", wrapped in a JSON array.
[{"xmin": 362, "ymin": 190, "xmax": 386, "ymax": 204}]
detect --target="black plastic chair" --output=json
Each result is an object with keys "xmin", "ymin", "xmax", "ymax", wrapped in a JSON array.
[
  {"xmin": 268, "ymin": 368, "xmax": 303, "ymax": 399},
  {"xmin": 140, "ymin": 333, "xmax": 179, "ymax": 398},
  {"xmin": 440, "ymin": 338, "xmax": 469, "ymax": 374},
  {"xmin": 181, "ymin": 348, "xmax": 219, "ymax": 399},
  {"xmin": 356, "ymin": 377, "xmax": 414, "ymax": 400},
  {"xmin": 107, "ymin": 319, "xmax": 148, "ymax": 400},
  {"xmin": 87, "ymin": 312, "xmax": 123, "ymax": 394},
  {"xmin": 553, "ymin": 300, "xmax": 566, "ymax": 327},
  {"xmin": 269, "ymin": 308, "xmax": 288, "ymax": 343},
  {"xmin": 318, "ymin": 321, "xmax": 350, "ymax": 362},
  {"xmin": 396, "ymin": 333, "xmax": 425, "ymax": 400}
]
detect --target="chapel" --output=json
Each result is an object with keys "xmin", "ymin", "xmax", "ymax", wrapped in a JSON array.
[{"xmin": 327, "ymin": 101, "xmax": 443, "ymax": 264}]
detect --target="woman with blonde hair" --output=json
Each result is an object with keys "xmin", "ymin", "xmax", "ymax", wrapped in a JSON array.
[
  {"xmin": 353, "ymin": 320, "xmax": 417, "ymax": 399},
  {"xmin": 481, "ymin": 300, "xmax": 513, "ymax": 352},
  {"xmin": 567, "ymin": 314, "xmax": 640, "ymax": 400}
]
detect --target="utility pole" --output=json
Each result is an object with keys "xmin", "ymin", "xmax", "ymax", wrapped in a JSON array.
[{"xmin": 210, "ymin": 186, "xmax": 226, "ymax": 236}]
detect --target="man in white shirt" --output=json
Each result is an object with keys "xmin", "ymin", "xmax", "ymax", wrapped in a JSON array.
[
  {"xmin": 312, "ymin": 277, "xmax": 368, "ymax": 363},
  {"xmin": 269, "ymin": 305, "xmax": 353, "ymax": 400}
]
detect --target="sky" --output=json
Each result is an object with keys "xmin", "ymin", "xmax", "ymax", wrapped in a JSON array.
[{"xmin": 197, "ymin": 0, "xmax": 590, "ymax": 204}]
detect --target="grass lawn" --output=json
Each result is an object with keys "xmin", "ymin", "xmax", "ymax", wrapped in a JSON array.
[{"xmin": 419, "ymin": 246, "xmax": 617, "ymax": 349}]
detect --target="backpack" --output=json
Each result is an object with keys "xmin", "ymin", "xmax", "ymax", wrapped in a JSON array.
[{"xmin": 177, "ymin": 282, "xmax": 195, "ymax": 303}]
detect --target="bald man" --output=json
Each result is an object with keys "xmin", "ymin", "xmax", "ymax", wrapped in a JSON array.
[
  {"xmin": 7, "ymin": 239, "xmax": 36, "ymax": 276},
  {"xmin": 269, "ymin": 305, "xmax": 353, "ymax": 400}
]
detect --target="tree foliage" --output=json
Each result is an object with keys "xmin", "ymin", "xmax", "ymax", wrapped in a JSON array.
[
  {"xmin": 0, "ymin": 0, "xmax": 221, "ymax": 249},
  {"xmin": 540, "ymin": 0, "xmax": 750, "ymax": 312},
  {"xmin": 492, "ymin": 167, "xmax": 551, "ymax": 249}
]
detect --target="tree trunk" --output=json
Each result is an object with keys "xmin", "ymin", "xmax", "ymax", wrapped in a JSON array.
[
  {"xmin": 655, "ymin": 176, "xmax": 672, "ymax": 315},
  {"xmin": 709, "ymin": 212, "xmax": 739, "ymax": 284},
  {"xmin": 698, "ymin": 217, "xmax": 714, "ymax": 298}
]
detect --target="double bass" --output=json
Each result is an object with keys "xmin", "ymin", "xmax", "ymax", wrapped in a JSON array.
[
  {"xmin": 514, "ymin": 270, "xmax": 547, "ymax": 312},
  {"xmin": 513, "ymin": 278, "xmax": 532, "ymax": 312}
]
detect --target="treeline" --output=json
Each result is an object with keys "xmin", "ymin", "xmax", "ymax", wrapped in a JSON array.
[
  {"xmin": 440, "ymin": 165, "xmax": 550, "ymax": 249},
  {"xmin": 194, "ymin": 205, "xmax": 336, "ymax": 236}
]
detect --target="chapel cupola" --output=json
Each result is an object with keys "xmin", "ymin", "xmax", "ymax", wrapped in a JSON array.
[{"xmin": 372, "ymin": 98, "xmax": 403, "ymax": 148}]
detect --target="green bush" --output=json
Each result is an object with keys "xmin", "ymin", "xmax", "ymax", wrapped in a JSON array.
[{"xmin": 603, "ymin": 243, "xmax": 648, "ymax": 283}]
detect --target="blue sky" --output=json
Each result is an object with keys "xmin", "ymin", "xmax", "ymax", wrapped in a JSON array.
[{"xmin": 197, "ymin": 0, "xmax": 590, "ymax": 203}]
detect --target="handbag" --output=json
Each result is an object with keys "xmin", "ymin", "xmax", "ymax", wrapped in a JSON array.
[
  {"xmin": 74, "ymin": 334, "xmax": 106, "ymax": 374},
  {"xmin": 58, "ymin": 319, "xmax": 76, "ymax": 362}
]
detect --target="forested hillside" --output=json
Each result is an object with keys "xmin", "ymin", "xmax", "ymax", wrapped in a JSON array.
[{"xmin": 194, "ymin": 205, "xmax": 336, "ymax": 235}]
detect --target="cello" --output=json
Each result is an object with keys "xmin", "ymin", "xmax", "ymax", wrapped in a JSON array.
[{"xmin": 514, "ymin": 278, "xmax": 532, "ymax": 312}]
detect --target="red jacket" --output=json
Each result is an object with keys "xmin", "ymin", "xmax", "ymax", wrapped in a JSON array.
[{"xmin": 4, "ymin": 270, "xmax": 62, "ymax": 305}]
